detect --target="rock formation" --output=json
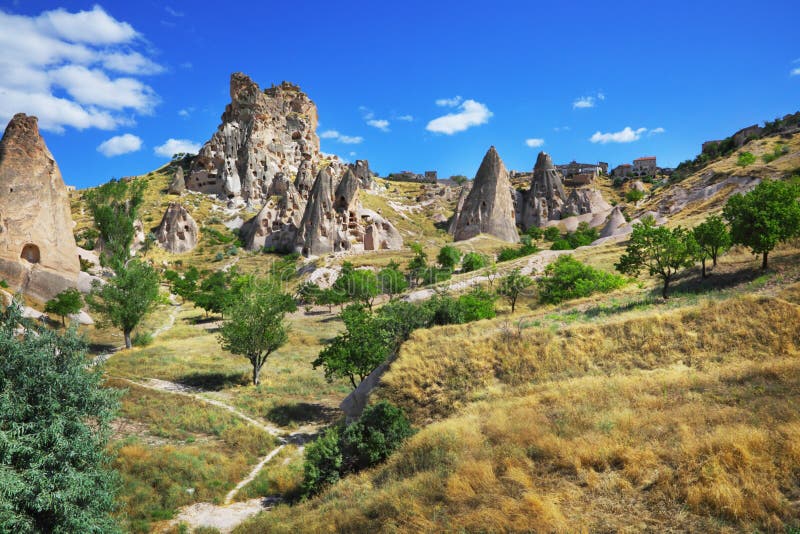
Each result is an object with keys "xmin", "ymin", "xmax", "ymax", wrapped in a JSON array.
[
  {"xmin": 520, "ymin": 152, "xmax": 567, "ymax": 229},
  {"xmin": 450, "ymin": 146, "xmax": 519, "ymax": 243},
  {"xmin": 350, "ymin": 160, "xmax": 374, "ymax": 189},
  {"xmin": 292, "ymin": 167, "xmax": 403, "ymax": 256},
  {"xmin": 168, "ymin": 166, "xmax": 185, "ymax": 194},
  {"xmin": 186, "ymin": 73, "xmax": 320, "ymax": 203},
  {"xmin": 294, "ymin": 159, "xmax": 314, "ymax": 198},
  {"xmin": 240, "ymin": 183, "xmax": 305, "ymax": 252},
  {"xmin": 599, "ymin": 206, "xmax": 627, "ymax": 238},
  {"xmin": 563, "ymin": 188, "xmax": 612, "ymax": 216},
  {"xmin": 156, "ymin": 203, "xmax": 199, "ymax": 253},
  {"xmin": 0, "ymin": 114, "xmax": 80, "ymax": 301}
]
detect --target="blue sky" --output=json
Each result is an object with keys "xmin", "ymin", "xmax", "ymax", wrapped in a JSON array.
[{"xmin": 1, "ymin": 0, "xmax": 799, "ymax": 188}]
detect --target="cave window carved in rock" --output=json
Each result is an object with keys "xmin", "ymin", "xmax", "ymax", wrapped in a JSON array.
[{"xmin": 21, "ymin": 244, "xmax": 40, "ymax": 264}]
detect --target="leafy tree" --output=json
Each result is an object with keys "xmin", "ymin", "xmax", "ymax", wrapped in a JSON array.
[
  {"xmin": 497, "ymin": 269, "xmax": 533, "ymax": 313},
  {"xmin": 450, "ymin": 175, "xmax": 468, "ymax": 186},
  {"xmin": 312, "ymin": 305, "xmax": 394, "ymax": 389},
  {"xmin": 378, "ymin": 263, "xmax": 408, "ymax": 297},
  {"xmin": 44, "ymin": 288, "xmax": 83, "ymax": 327},
  {"xmin": 737, "ymin": 151, "xmax": 756, "ymax": 167},
  {"xmin": 163, "ymin": 266, "xmax": 200, "ymax": 303},
  {"xmin": 346, "ymin": 270, "xmax": 380, "ymax": 309},
  {"xmin": 339, "ymin": 401, "xmax": 414, "ymax": 472},
  {"xmin": 193, "ymin": 270, "xmax": 239, "ymax": 317},
  {"xmin": 218, "ymin": 277, "xmax": 295, "ymax": 385},
  {"xmin": 296, "ymin": 281, "xmax": 323, "ymax": 305},
  {"xmin": 85, "ymin": 179, "xmax": 146, "ymax": 268},
  {"xmin": 497, "ymin": 235, "xmax": 540, "ymax": 262},
  {"xmin": 543, "ymin": 226, "xmax": 561, "ymax": 242},
  {"xmin": 301, "ymin": 427, "xmax": 343, "ymax": 497},
  {"xmin": 625, "ymin": 188, "xmax": 645, "ymax": 202},
  {"xmin": 317, "ymin": 287, "xmax": 348, "ymax": 313},
  {"xmin": 437, "ymin": 245, "xmax": 462, "ymax": 271},
  {"xmin": 461, "ymin": 252, "xmax": 489, "ymax": 273},
  {"xmin": 692, "ymin": 215, "xmax": 732, "ymax": 277},
  {"xmin": 525, "ymin": 225, "xmax": 543, "ymax": 240},
  {"xmin": 0, "ymin": 302, "xmax": 121, "ymax": 533},
  {"xmin": 87, "ymin": 260, "xmax": 161, "ymax": 348},
  {"xmin": 421, "ymin": 266, "xmax": 452, "ymax": 285},
  {"xmin": 406, "ymin": 243, "xmax": 428, "ymax": 287},
  {"xmin": 615, "ymin": 216, "xmax": 699, "ymax": 299},
  {"xmin": 723, "ymin": 179, "xmax": 800, "ymax": 270},
  {"xmin": 538, "ymin": 255, "xmax": 626, "ymax": 304}
]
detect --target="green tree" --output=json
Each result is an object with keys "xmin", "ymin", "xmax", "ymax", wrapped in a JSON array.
[
  {"xmin": 85, "ymin": 179, "xmax": 146, "ymax": 268},
  {"xmin": 0, "ymin": 302, "xmax": 121, "ymax": 533},
  {"xmin": 339, "ymin": 401, "xmax": 414, "ymax": 472},
  {"xmin": 538, "ymin": 255, "xmax": 626, "ymax": 304},
  {"xmin": 737, "ymin": 151, "xmax": 756, "ymax": 167},
  {"xmin": 461, "ymin": 252, "xmax": 488, "ymax": 273},
  {"xmin": 193, "ymin": 270, "xmax": 239, "ymax": 317},
  {"xmin": 317, "ymin": 287, "xmax": 348, "ymax": 313},
  {"xmin": 625, "ymin": 188, "xmax": 645, "ymax": 202},
  {"xmin": 543, "ymin": 226, "xmax": 561, "ymax": 241},
  {"xmin": 44, "ymin": 288, "xmax": 83, "ymax": 327},
  {"xmin": 525, "ymin": 225, "xmax": 543, "ymax": 240},
  {"xmin": 723, "ymin": 179, "xmax": 800, "ymax": 270},
  {"xmin": 301, "ymin": 427, "xmax": 343, "ymax": 497},
  {"xmin": 406, "ymin": 243, "xmax": 428, "ymax": 287},
  {"xmin": 312, "ymin": 305, "xmax": 394, "ymax": 389},
  {"xmin": 497, "ymin": 268, "xmax": 533, "ymax": 313},
  {"xmin": 693, "ymin": 215, "xmax": 732, "ymax": 277},
  {"xmin": 437, "ymin": 245, "xmax": 462, "ymax": 271},
  {"xmin": 450, "ymin": 175, "xmax": 468, "ymax": 186},
  {"xmin": 163, "ymin": 266, "xmax": 200, "ymax": 303},
  {"xmin": 86, "ymin": 260, "xmax": 161, "ymax": 348},
  {"xmin": 615, "ymin": 216, "xmax": 699, "ymax": 299},
  {"xmin": 218, "ymin": 278, "xmax": 295, "ymax": 386},
  {"xmin": 377, "ymin": 263, "xmax": 408, "ymax": 297},
  {"xmin": 345, "ymin": 270, "xmax": 380, "ymax": 309}
]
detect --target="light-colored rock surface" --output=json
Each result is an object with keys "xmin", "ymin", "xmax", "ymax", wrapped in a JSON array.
[
  {"xmin": 451, "ymin": 146, "xmax": 519, "ymax": 243},
  {"xmin": 599, "ymin": 206, "xmax": 628, "ymax": 238},
  {"xmin": 156, "ymin": 203, "xmax": 199, "ymax": 253},
  {"xmin": 187, "ymin": 73, "xmax": 320, "ymax": 203},
  {"xmin": 0, "ymin": 113, "xmax": 80, "ymax": 302},
  {"xmin": 168, "ymin": 166, "xmax": 185, "ymax": 194},
  {"xmin": 563, "ymin": 188, "xmax": 611, "ymax": 216},
  {"xmin": 240, "ymin": 183, "xmax": 305, "ymax": 252},
  {"xmin": 520, "ymin": 151, "xmax": 567, "ymax": 229},
  {"xmin": 658, "ymin": 173, "xmax": 760, "ymax": 214}
]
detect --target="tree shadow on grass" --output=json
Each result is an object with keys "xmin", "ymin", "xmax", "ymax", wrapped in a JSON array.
[
  {"xmin": 266, "ymin": 402, "xmax": 339, "ymax": 427},
  {"xmin": 667, "ymin": 266, "xmax": 766, "ymax": 296},
  {"xmin": 176, "ymin": 371, "xmax": 249, "ymax": 391}
]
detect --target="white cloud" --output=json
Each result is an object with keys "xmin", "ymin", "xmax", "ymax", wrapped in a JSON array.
[
  {"xmin": 426, "ymin": 99, "xmax": 492, "ymax": 135},
  {"xmin": 525, "ymin": 138, "xmax": 545, "ymax": 148},
  {"xmin": 573, "ymin": 92, "xmax": 605, "ymax": 109},
  {"xmin": 367, "ymin": 119, "xmax": 390, "ymax": 132},
  {"xmin": 0, "ymin": 6, "xmax": 161, "ymax": 133},
  {"xmin": 154, "ymin": 138, "xmax": 201, "ymax": 157},
  {"xmin": 178, "ymin": 108, "xmax": 194, "ymax": 118},
  {"xmin": 396, "ymin": 114, "xmax": 414, "ymax": 122},
  {"xmin": 349, "ymin": 151, "xmax": 357, "ymax": 157},
  {"xmin": 97, "ymin": 133, "xmax": 142, "ymax": 156},
  {"xmin": 791, "ymin": 67, "xmax": 800, "ymax": 76},
  {"xmin": 319, "ymin": 130, "xmax": 363, "ymax": 144},
  {"xmin": 165, "ymin": 6, "xmax": 184, "ymax": 17},
  {"xmin": 589, "ymin": 126, "xmax": 649, "ymax": 144},
  {"xmin": 649, "ymin": 127, "xmax": 666, "ymax": 136},
  {"xmin": 435, "ymin": 96, "xmax": 462, "ymax": 107},
  {"xmin": 553, "ymin": 126, "xmax": 570, "ymax": 132}
]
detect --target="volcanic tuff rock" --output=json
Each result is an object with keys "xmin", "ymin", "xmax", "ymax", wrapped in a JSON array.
[
  {"xmin": 240, "ymin": 182, "xmax": 305, "ymax": 252},
  {"xmin": 563, "ymin": 188, "xmax": 612, "ymax": 216},
  {"xmin": 520, "ymin": 151, "xmax": 567, "ymax": 229},
  {"xmin": 350, "ymin": 159, "xmax": 374, "ymax": 189},
  {"xmin": 168, "ymin": 166, "xmax": 185, "ymax": 194},
  {"xmin": 294, "ymin": 168, "xmax": 346, "ymax": 255},
  {"xmin": 599, "ymin": 206, "xmax": 627, "ymax": 238},
  {"xmin": 450, "ymin": 146, "xmax": 519, "ymax": 243},
  {"xmin": 156, "ymin": 203, "xmax": 199, "ymax": 253},
  {"xmin": 186, "ymin": 73, "xmax": 320, "ymax": 203},
  {"xmin": 0, "ymin": 114, "xmax": 80, "ymax": 301}
]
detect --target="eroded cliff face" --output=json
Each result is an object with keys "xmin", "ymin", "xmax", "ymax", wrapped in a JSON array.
[
  {"xmin": 0, "ymin": 113, "xmax": 79, "ymax": 301},
  {"xmin": 450, "ymin": 146, "xmax": 519, "ymax": 243},
  {"xmin": 156, "ymin": 203, "xmax": 199, "ymax": 254},
  {"xmin": 187, "ymin": 73, "xmax": 320, "ymax": 204}
]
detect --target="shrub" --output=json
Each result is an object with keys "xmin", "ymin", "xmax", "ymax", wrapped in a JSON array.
[
  {"xmin": 461, "ymin": 252, "xmax": 488, "ymax": 273},
  {"xmin": 497, "ymin": 236, "xmax": 539, "ymax": 262},
  {"xmin": 340, "ymin": 401, "xmax": 414, "ymax": 472},
  {"xmin": 525, "ymin": 225, "xmax": 543, "ymax": 240},
  {"xmin": 737, "ymin": 151, "xmax": 756, "ymax": 167},
  {"xmin": 543, "ymin": 226, "xmax": 561, "ymax": 241},
  {"xmin": 132, "ymin": 332, "xmax": 153, "ymax": 347},
  {"xmin": 625, "ymin": 188, "xmax": 645, "ymax": 202},
  {"xmin": 422, "ymin": 267, "xmax": 452, "ymax": 285},
  {"xmin": 300, "ymin": 427, "xmax": 343, "ymax": 497},
  {"xmin": 437, "ymin": 245, "xmax": 462, "ymax": 271},
  {"xmin": 538, "ymin": 255, "xmax": 627, "ymax": 304}
]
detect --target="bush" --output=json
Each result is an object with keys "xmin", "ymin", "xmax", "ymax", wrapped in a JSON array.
[
  {"xmin": 300, "ymin": 427, "xmax": 343, "ymax": 497},
  {"xmin": 538, "ymin": 255, "xmax": 627, "ymax": 304},
  {"xmin": 461, "ymin": 252, "xmax": 488, "ymax": 273},
  {"xmin": 549, "ymin": 222, "xmax": 599, "ymax": 250},
  {"xmin": 436, "ymin": 245, "xmax": 462, "ymax": 271},
  {"xmin": 737, "ymin": 151, "xmax": 756, "ymax": 167},
  {"xmin": 625, "ymin": 189, "xmax": 645, "ymax": 202},
  {"xmin": 524, "ymin": 225, "xmax": 543, "ymax": 240},
  {"xmin": 543, "ymin": 226, "xmax": 561, "ymax": 241},
  {"xmin": 132, "ymin": 332, "xmax": 154, "ymax": 347},
  {"xmin": 497, "ymin": 236, "xmax": 539, "ymax": 262},
  {"xmin": 762, "ymin": 143, "xmax": 789, "ymax": 163},
  {"xmin": 422, "ymin": 267, "xmax": 452, "ymax": 285}
]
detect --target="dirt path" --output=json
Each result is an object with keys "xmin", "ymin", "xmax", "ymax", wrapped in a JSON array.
[{"xmin": 92, "ymin": 301, "xmax": 181, "ymax": 366}]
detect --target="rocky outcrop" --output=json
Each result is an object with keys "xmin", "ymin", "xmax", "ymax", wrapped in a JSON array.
[
  {"xmin": 240, "ymin": 183, "xmax": 305, "ymax": 252},
  {"xmin": 448, "ymin": 182, "xmax": 473, "ymax": 234},
  {"xmin": 168, "ymin": 167, "xmax": 185, "ymax": 194},
  {"xmin": 294, "ymin": 159, "xmax": 314, "ymax": 197},
  {"xmin": 450, "ymin": 146, "xmax": 519, "ymax": 243},
  {"xmin": 350, "ymin": 160, "xmax": 374, "ymax": 189},
  {"xmin": 0, "ymin": 113, "xmax": 80, "ymax": 301},
  {"xmin": 156, "ymin": 203, "xmax": 199, "ymax": 253},
  {"xmin": 186, "ymin": 73, "xmax": 320, "ymax": 203},
  {"xmin": 520, "ymin": 152, "xmax": 567, "ymax": 229},
  {"xmin": 293, "ymin": 167, "xmax": 403, "ymax": 256},
  {"xmin": 599, "ymin": 206, "xmax": 627, "ymax": 238},
  {"xmin": 563, "ymin": 188, "xmax": 612, "ymax": 216}
]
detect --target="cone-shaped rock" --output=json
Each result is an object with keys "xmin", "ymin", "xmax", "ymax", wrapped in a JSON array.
[
  {"xmin": 294, "ymin": 168, "xmax": 349, "ymax": 255},
  {"xmin": 241, "ymin": 182, "xmax": 305, "ymax": 252},
  {"xmin": 334, "ymin": 168, "xmax": 360, "ymax": 211},
  {"xmin": 294, "ymin": 159, "xmax": 314, "ymax": 197},
  {"xmin": 599, "ymin": 206, "xmax": 627, "ymax": 238},
  {"xmin": 168, "ymin": 166, "xmax": 185, "ymax": 194},
  {"xmin": 156, "ymin": 203, "xmax": 199, "ymax": 253},
  {"xmin": 450, "ymin": 147, "xmax": 519, "ymax": 243},
  {"xmin": 521, "ymin": 151, "xmax": 567, "ymax": 229},
  {"xmin": 0, "ymin": 113, "xmax": 80, "ymax": 301}
]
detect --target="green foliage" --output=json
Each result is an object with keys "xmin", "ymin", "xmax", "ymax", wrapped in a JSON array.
[
  {"xmin": 625, "ymin": 188, "xmax": 645, "ymax": 202},
  {"xmin": 164, "ymin": 267, "xmax": 200, "ymax": 303},
  {"xmin": 615, "ymin": 216, "xmax": 699, "ymax": 299},
  {"xmin": 269, "ymin": 253, "xmax": 300, "ymax": 281},
  {"xmin": 436, "ymin": 245, "xmax": 462, "ymax": 271},
  {"xmin": 204, "ymin": 227, "xmax": 240, "ymax": 246},
  {"xmin": 86, "ymin": 260, "xmax": 161, "ymax": 348},
  {"xmin": 538, "ymin": 255, "xmax": 626, "ymax": 304},
  {"xmin": 550, "ymin": 222, "xmax": 601, "ymax": 250},
  {"xmin": 525, "ymin": 225, "xmax": 543, "ymax": 240},
  {"xmin": 302, "ymin": 401, "xmax": 413, "ymax": 497},
  {"xmin": 218, "ymin": 277, "xmax": 295, "ymax": 385},
  {"xmin": 296, "ymin": 282, "xmax": 323, "ymax": 305},
  {"xmin": 333, "ymin": 266, "xmax": 380, "ymax": 308},
  {"xmin": 461, "ymin": 252, "xmax": 489, "ymax": 273},
  {"xmin": 421, "ymin": 266, "xmax": 452, "ymax": 285},
  {"xmin": 377, "ymin": 264, "xmax": 408, "ymax": 297},
  {"xmin": 497, "ymin": 235, "xmax": 540, "ymax": 262},
  {"xmin": 436, "ymin": 288, "xmax": 497, "ymax": 323},
  {"xmin": 85, "ymin": 179, "xmax": 146, "ymax": 268},
  {"xmin": 543, "ymin": 226, "xmax": 561, "ymax": 242},
  {"xmin": 313, "ymin": 305, "xmax": 395, "ymax": 389},
  {"xmin": 192, "ymin": 270, "xmax": 245, "ymax": 317},
  {"xmin": 0, "ymin": 302, "xmax": 121, "ymax": 533},
  {"xmin": 723, "ymin": 179, "xmax": 800, "ymax": 269},
  {"xmin": 406, "ymin": 243, "xmax": 428, "ymax": 287},
  {"xmin": 736, "ymin": 151, "xmax": 756, "ymax": 167},
  {"xmin": 450, "ymin": 175, "xmax": 468, "ymax": 186},
  {"xmin": 497, "ymin": 268, "xmax": 534, "ymax": 312},
  {"xmin": 44, "ymin": 288, "xmax": 83, "ymax": 326},
  {"xmin": 340, "ymin": 401, "xmax": 414, "ymax": 472},
  {"xmin": 693, "ymin": 215, "xmax": 732, "ymax": 276},
  {"xmin": 131, "ymin": 332, "xmax": 153, "ymax": 347},
  {"xmin": 301, "ymin": 427, "xmax": 343, "ymax": 497},
  {"xmin": 316, "ymin": 288, "xmax": 348, "ymax": 312},
  {"xmin": 762, "ymin": 143, "xmax": 789, "ymax": 163}
]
